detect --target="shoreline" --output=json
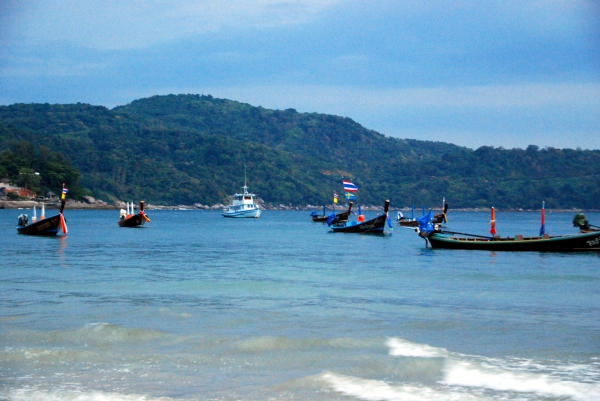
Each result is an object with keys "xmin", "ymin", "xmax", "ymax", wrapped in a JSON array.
[{"xmin": 0, "ymin": 200, "xmax": 595, "ymax": 213}]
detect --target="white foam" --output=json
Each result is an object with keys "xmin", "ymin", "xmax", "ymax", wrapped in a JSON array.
[
  {"xmin": 443, "ymin": 360, "xmax": 600, "ymax": 401},
  {"xmin": 0, "ymin": 389, "xmax": 175, "ymax": 401},
  {"xmin": 386, "ymin": 338, "xmax": 600, "ymax": 400},
  {"xmin": 386, "ymin": 338, "xmax": 448, "ymax": 358},
  {"xmin": 322, "ymin": 372, "xmax": 485, "ymax": 401}
]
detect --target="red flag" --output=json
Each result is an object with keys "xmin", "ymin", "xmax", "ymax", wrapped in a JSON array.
[{"xmin": 490, "ymin": 207, "xmax": 497, "ymax": 235}]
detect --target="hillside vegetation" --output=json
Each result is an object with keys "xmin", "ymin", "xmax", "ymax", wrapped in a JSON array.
[{"xmin": 1, "ymin": 94, "xmax": 599, "ymax": 209}]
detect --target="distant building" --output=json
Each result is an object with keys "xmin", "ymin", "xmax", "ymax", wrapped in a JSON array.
[
  {"xmin": 0, "ymin": 178, "xmax": 34, "ymax": 198},
  {"xmin": 46, "ymin": 191, "xmax": 59, "ymax": 201}
]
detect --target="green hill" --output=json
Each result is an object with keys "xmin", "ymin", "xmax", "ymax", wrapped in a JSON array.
[{"xmin": 1, "ymin": 94, "xmax": 599, "ymax": 209}]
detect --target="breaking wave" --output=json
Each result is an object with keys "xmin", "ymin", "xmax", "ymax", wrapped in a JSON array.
[{"xmin": 322, "ymin": 337, "xmax": 600, "ymax": 401}]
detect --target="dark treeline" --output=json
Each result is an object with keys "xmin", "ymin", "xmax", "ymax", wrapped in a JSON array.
[{"xmin": 1, "ymin": 94, "xmax": 599, "ymax": 209}]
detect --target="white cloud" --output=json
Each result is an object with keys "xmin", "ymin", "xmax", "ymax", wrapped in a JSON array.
[{"xmin": 5, "ymin": 0, "xmax": 340, "ymax": 50}]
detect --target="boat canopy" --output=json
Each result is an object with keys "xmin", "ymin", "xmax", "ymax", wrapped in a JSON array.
[{"xmin": 418, "ymin": 211, "xmax": 435, "ymax": 234}]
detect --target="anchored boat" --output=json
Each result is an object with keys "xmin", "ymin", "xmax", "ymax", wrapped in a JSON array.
[
  {"xmin": 417, "ymin": 208, "xmax": 600, "ymax": 252},
  {"xmin": 328, "ymin": 200, "xmax": 392, "ymax": 234},
  {"xmin": 222, "ymin": 177, "xmax": 261, "ymax": 218},
  {"xmin": 17, "ymin": 184, "xmax": 68, "ymax": 236},
  {"xmin": 311, "ymin": 202, "xmax": 353, "ymax": 223},
  {"xmin": 118, "ymin": 201, "xmax": 151, "ymax": 227}
]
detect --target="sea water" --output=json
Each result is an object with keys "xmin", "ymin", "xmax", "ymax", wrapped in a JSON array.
[{"xmin": 1, "ymin": 209, "xmax": 599, "ymax": 401}]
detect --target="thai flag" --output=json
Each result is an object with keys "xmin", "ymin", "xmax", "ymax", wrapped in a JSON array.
[
  {"xmin": 62, "ymin": 187, "xmax": 69, "ymax": 195},
  {"xmin": 343, "ymin": 180, "xmax": 358, "ymax": 192},
  {"xmin": 333, "ymin": 192, "xmax": 338, "ymax": 203}
]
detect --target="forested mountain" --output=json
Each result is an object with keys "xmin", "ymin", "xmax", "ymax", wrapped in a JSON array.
[{"xmin": 1, "ymin": 94, "xmax": 599, "ymax": 209}]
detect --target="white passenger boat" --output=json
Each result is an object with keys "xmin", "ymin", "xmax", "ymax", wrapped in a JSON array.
[{"xmin": 222, "ymin": 179, "xmax": 262, "ymax": 218}]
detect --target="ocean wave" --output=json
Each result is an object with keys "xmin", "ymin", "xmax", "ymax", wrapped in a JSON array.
[
  {"xmin": 234, "ymin": 336, "xmax": 379, "ymax": 352},
  {"xmin": 443, "ymin": 360, "xmax": 600, "ymax": 401},
  {"xmin": 2, "ymin": 323, "xmax": 167, "ymax": 348},
  {"xmin": 43, "ymin": 323, "xmax": 167, "ymax": 346},
  {"xmin": 0, "ymin": 389, "xmax": 176, "ymax": 401},
  {"xmin": 368, "ymin": 337, "xmax": 600, "ymax": 401},
  {"xmin": 321, "ymin": 372, "xmax": 485, "ymax": 401},
  {"xmin": 386, "ymin": 338, "xmax": 448, "ymax": 358},
  {"xmin": 0, "ymin": 347, "xmax": 97, "ymax": 363}
]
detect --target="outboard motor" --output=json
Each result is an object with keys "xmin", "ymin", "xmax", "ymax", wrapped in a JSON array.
[{"xmin": 18, "ymin": 214, "xmax": 29, "ymax": 227}]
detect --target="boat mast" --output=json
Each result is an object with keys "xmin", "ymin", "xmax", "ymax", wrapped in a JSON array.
[{"xmin": 243, "ymin": 166, "xmax": 249, "ymax": 195}]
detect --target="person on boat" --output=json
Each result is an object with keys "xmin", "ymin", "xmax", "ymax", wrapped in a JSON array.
[
  {"xmin": 18, "ymin": 214, "xmax": 29, "ymax": 227},
  {"xmin": 396, "ymin": 211, "xmax": 404, "ymax": 221}
]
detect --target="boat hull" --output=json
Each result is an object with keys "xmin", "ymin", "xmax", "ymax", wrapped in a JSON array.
[
  {"xmin": 222, "ymin": 208, "xmax": 261, "ymax": 218},
  {"xmin": 400, "ymin": 214, "xmax": 445, "ymax": 227},
  {"xmin": 312, "ymin": 210, "xmax": 351, "ymax": 223},
  {"xmin": 399, "ymin": 219, "xmax": 418, "ymax": 227},
  {"xmin": 428, "ymin": 231, "xmax": 600, "ymax": 251},
  {"xmin": 17, "ymin": 215, "xmax": 61, "ymax": 236},
  {"xmin": 118, "ymin": 214, "xmax": 146, "ymax": 227},
  {"xmin": 330, "ymin": 214, "xmax": 387, "ymax": 233}
]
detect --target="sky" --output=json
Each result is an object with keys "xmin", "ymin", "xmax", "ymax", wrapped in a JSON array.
[{"xmin": 1, "ymin": 0, "xmax": 599, "ymax": 150}]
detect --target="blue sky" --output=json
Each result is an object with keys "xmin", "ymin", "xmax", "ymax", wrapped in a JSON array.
[{"xmin": 1, "ymin": 0, "xmax": 599, "ymax": 149}]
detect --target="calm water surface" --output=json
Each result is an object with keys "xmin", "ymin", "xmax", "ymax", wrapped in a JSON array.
[{"xmin": 1, "ymin": 208, "xmax": 599, "ymax": 401}]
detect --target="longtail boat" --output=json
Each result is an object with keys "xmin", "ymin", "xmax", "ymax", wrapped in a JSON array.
[
  {"xmin": 17, "ymin": 185, "xmax": 68, "ymax": 236},
  {"xmin": 118, "ymin": 201, "xmax": 151, "ymax": 227},
  {"xmin": 329, "ymin": 200, "xmax": 392, "ymax": 234},
  {"xmin": 311, "ymin": 202, "xmax": 353, "ymax": 223},
  {"xmin": 425, "ymin": 230, "xmax": 600, "ymax": 251},
  {"xmin": 417, "ymin": 209, "xmax": 600, "ymax": 251},
  {"xmin": 399, "ymin": 202, "xmax": 448, "ymax": 227}
]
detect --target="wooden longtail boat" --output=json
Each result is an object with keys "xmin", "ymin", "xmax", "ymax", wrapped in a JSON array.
[
  {"xmin": 329, "ymin": 200, "xmax": 391, "ymax": 234},
  {"xmin": 419, "ymin": 211, "xmax": 600, "ymax": 251},
  {"xmin": 17, "ymin": 185, "xmax": 68, "ymax": 236},
  {"xmin": 118, "ymin": 201, "xmax": 151, "ymax": 227},
  {"xmin": 17, "ymin": 203, "xmax": 64, "ymax": 235},
  {"xmin": 311, "ymin": 202, "xmax": 353, "ymax": 223},
  {"xmin": 400, "ymin": 203, "xmax": 448, "ymax": 227},
  {"xmin": 425, "ymin": 230, "xmax": 600, "ymax": 251}
]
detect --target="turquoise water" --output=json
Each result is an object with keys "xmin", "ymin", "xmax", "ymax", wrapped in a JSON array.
[{"xmin": 1, "ymin": 208, "xmax": 599, "ymax": 401}]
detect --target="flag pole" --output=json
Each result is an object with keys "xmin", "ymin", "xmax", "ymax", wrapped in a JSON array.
[{"xmin": 540, "ymin": 201, "xmax": 546, "ymax": 236}]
